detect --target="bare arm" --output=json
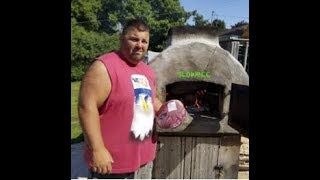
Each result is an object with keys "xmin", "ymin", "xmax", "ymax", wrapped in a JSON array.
[
  {"xmin": 78, "ymin": 60, "xmax": 113, "ymax": 174},
  {"xmin": 154, "ymin": 97, "xmax": 163, "ymax": 115}
]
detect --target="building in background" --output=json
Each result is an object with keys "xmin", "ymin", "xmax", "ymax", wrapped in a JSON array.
[{"xmin": 219, "ymin": 25, "xmax": 249, "ymax": 74}]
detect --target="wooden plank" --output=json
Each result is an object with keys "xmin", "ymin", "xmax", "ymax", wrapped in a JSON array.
[
  {"xmin": 134, "ymin": 161, "xmax": 153, "ymax": 179},
  {"xmin": 217, "ymin": 135, "xmax": 241, "ymax": 179},
  {"xmin": 153, "ymin": 137, "xmax": 184, "ymax": 178},
  {"xmin": 231, "ymin": 41, "xmax": 240, "ymax": 59},
  {"xmin": 180, "ymin": 136, "xmax": 185, "ymax": 178},
  {"xmin": 243, "ymin": 41, "xmax": 249, "ymax": 70},
  {"xmin": 183, "ymin": 137, "xmax": 193, "ymax": 179},
  {"xmin": 153, "ymin": 135, "xmax": 241, "ymax": 179},
  {"xmin": 190, "ymin": 137, "xmax": 220, "ymax": 179},
  {"xmin": 158, "ymin": 120, "xmax": 239, "ymax": 137}
]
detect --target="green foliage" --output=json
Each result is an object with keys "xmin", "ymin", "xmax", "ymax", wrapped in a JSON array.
[
  {"xmin": 71, "ymin": 0, "xmax": 198, "ymax": 81},
  {"xmin": 124, "ymin": 0, "xmax": 153, "ymax": 21},
  {"xmin": 96, "ymin": 0, "xmax": 191, "ymax": 51},
  {"xmin": 71, "ymin": 0, "xmax": 102, "ymax": 31},
  {"xmin": 72, "ymin": 23, "xmax": 119, "ymax": 64},
  {"xmin": 71, "ymin": 81, "xmax": 82, "ymax": 139},
  {"xmin": 71, "ymin": 17, "xmax": 119, "ymax": 81},
  {"xmin": 212, "ymin": 19, "xmax": 226, "ymax": 30},
  {"xmin": 71, "ymin": 81, "xmax": 81, "ymax": 121},
  {"xmin": 71, "ymin": 63, "xmax": 87, "ymax": 81},
  {"xmin": 148, "ymin": 0, "xmax": 191, "ymax": 51},
  {"xmin": 192, "ymin": 11, "xmax": 210, "ymax": 26}
]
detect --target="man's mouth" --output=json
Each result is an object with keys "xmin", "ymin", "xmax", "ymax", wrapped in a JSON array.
[{"xmin": 133, "ymin": 51, "xmax": 143, "ymax": 55}]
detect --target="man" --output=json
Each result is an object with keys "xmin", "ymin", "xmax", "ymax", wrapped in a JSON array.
[{"xmin": 78, "ymin": 19, "xmax": 162, "ymax": 179}]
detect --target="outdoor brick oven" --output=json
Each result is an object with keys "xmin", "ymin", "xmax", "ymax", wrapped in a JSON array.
[{"xmin": 148, "ymin": 27, "xmax": 249, "ymax": 179}]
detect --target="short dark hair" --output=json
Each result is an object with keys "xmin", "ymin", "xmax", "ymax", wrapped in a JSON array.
[{"xmin": 122, "ymin": 19, "xmax": 150, "ymax": 35}]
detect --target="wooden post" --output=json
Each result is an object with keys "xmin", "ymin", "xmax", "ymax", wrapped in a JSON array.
[
  {"xmin": 243, "ymin": 41, "xmax": 249, "ymax": 70},
  {"xmin": 216, "ymin": 135, "xmax": 241, "ymax": 179},
  {"xmin": 231, "ymin": 41, "xmax": 240, "ymax": 60}
]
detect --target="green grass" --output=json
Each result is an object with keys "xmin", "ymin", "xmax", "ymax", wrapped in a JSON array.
[{"xmin": 71, "ymin": 81, "xmax": 82, "ymax": 140}]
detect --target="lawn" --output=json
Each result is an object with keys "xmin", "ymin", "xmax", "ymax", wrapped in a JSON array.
[{"xmin": 71, "ymin": 81, "xmax": 82, "ymax": 140}]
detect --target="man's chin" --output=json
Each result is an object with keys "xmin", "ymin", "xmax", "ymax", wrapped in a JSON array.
[{"xmin": 131, "ymin": 54, "xmax": 144, "ymax": 61}]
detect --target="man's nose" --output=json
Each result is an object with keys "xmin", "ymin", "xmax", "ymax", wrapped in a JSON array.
[{"xmin": 136, "ymin": 41, "xmax": 143, "ymax": 48}]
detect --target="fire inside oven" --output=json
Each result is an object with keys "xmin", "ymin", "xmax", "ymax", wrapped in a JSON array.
[{"xmin": 166, "ymin": 81, "xmax": 225, "ymax": 121}]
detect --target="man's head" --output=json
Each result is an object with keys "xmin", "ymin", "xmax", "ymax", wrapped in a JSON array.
[{"xmin": 119, "ymin": 19, "xmax": 150, "ymax": 65}]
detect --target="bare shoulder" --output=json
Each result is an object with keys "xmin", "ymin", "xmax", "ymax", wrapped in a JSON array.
[
  {"xmin": 82, "ymin": 60, "xmax": 110, "ymax": 86},
  {"xmin": 85, "ymin": 60, "xmax": 107, "ymax": 77},
  {"xmin": 79, "ymin": 60, "xmax": 111, "ymax": 107}
]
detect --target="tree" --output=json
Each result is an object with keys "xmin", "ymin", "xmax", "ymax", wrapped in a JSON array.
[
  {"xmin": 148, "ymin": 0, "xmax": 192, "ymax": 51},
  {"xmin": 97, "ymin": 0, "xmax": 192, "ymax": 51},
  {"xmin": 71, "ymin": 0, "xmax": 120, "ymax": 81},
  {"xmin": 71, "ymin": 0, "xmax": 102, "ymax": 31},
  {"xmin": 71, "ymin": 17, "xmax": 120, "ymax": 81},
  {"xmin": 71, "ymin": 0, "xmax": 193, "ymax": 80},
  {"xmin": 192, "ymin": 10, "xmax": 210, "ymax": 26},
  {"xmin": 211, "ymin": 19, "xmax": 226, "ymax": 30},
  {"xmin": 231, "ymin": 20, "xmax": 249, "ymax": 29}
]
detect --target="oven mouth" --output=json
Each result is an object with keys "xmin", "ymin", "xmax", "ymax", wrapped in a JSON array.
[{"xmin": 166, "ymin": 81, "xmax": 225, "ymax": 121}]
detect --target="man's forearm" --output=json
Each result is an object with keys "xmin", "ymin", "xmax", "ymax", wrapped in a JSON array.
[
  {"xmin": 79, "ymin": 105, "xmax": 105, "ymax": 151},
  {"xmin": 154, "ymin": 97, "xmax": 163, "ymax": 115}
]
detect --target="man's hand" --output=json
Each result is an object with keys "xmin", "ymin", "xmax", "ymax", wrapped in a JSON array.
[{"xmin": 91, "ymin": 147, "xmax": 114, "ymax": 175}]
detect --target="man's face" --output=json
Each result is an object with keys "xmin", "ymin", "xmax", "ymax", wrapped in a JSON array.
[{"xmin": 120, "ymin": 27, "xmax": 149, "ymax": 65}]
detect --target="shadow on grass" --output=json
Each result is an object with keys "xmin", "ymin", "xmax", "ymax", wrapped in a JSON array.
[{"xmin": 71, "ymin": 133, "xmax": 84, "ymax": 144}]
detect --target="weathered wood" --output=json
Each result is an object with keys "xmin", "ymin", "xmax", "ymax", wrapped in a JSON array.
[
  {"xmin": 243, "ymin": 41, "xmax": 249, "ymax": 70},
  {"xmin": 134, "ymin": 161, "xmax": 153, "ymax": 179},
  {"xmin": 190, "ymin": 137, "xmax": 220, "ymax": 179},
  {"xmin": 183, "ymin": 137, "xmax": 192, "ymax": 179},
  {"xmin": 153, "ymin": 131, "xmax": 241, "ymax": 179},
  {"xmin": 230, "ymin": 41, "xmax": 240, "ymax": 59},
  {"xmin": 217, "ymin": 135, "xmax": 241, "ymax": 179},
  {"xmin": 158, "ymin": 120, "xmax": 238, "ymax": 137},
  {"xmin": 152, "ymin": 137, "xmax": 184, "ymax": 178}
]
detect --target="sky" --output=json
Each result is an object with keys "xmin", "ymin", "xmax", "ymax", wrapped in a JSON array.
[{"xmin": 179, "ymin": 0, "xmax": 249, "ymax": 29}]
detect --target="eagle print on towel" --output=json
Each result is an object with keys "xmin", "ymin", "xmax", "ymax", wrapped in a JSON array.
[{"xmin": 130, "ymin": 74, "xmax": 154, "ymax": 141}]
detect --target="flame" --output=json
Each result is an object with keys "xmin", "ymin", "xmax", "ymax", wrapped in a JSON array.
[
  {"xmin": 194, "ymin": 95, "xmax": 201, "ymax": 109},
  {"xmin": 194, "ymin": 89, "xmax": 207, "ymax": 109}
]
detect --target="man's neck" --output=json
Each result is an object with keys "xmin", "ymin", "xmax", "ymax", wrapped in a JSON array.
[{"xmin": 116, "ymin": 51, "xmax": 140, "ymax": 67}]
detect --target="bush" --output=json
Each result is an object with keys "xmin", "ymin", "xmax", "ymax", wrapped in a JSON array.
[
  {"xmin": 71, "ymin": 24, "xmax": 120, "ymax": 82},
  {"xmin": 71, "ymin": 63, "xmax": 88, "ymax": 81}
]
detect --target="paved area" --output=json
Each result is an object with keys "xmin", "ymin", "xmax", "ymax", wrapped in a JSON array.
[{"xmin": 71, "ymin": 142, "xmax": 89, "ymax": 179}]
